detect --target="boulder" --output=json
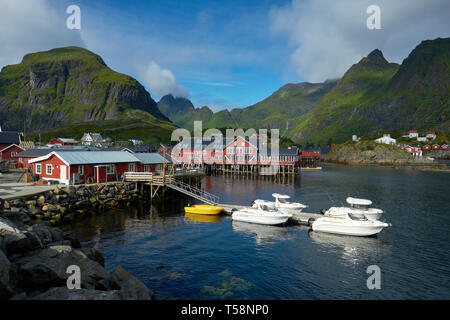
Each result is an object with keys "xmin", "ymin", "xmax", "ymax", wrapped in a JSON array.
[
  {"xmin": 42, "ymin": 204, "xmax": 58, "ymax": 212},
  {"xmin": 14, "ymin": 287, "xmax": 122, "ymax": 300},
  {"xmin": 0, "ymin": 217, "xmax": 41, "ymax": 256},
  {"xmin": 79, "ymin": 247, "xmax": 105, "ymax": 266},
  {"xmin": 15, "ymin": 245, "xmax": 110, "ymax": 291},
  {"xmin": 110, "ymin": 265, "xmax": 154, "ymax": 300},
  {"xmin": 0, "ymin": 249, "xmax": 13, "ymax": 299},
  {"xmin": 36, "ymin": 195, "xmax": 46, "ymax": 206},
  {"xmin": 28, "ymin": 224, "xmax": 64, "ymax": 246}
]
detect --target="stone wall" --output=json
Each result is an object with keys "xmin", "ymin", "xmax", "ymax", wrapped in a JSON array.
[{"xmin": 1, "ymin": 182, "xmax": 142, "ymax": 226}]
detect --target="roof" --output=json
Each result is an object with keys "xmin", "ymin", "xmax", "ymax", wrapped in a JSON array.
[
  {"xmin": 272, "ymin": 193, "xmax": 290, "ymax": 199},
  {"xmin": 29, "ymin": 151, "xmax": 139, "ymax": 165},
  {"xmin": 0, "ymin": 144, "xmax": 25, "ymax": 153},
  {"xmin": 0, "ymin": 132, "xmax": 22, "ymax": 144},
  {"xmin": 132, "ymin": 153, "xmax": 171, "ymax": 164},
  {"xmin": 14, "ymin": 149, "xmax": 53, "ymax": 158}
]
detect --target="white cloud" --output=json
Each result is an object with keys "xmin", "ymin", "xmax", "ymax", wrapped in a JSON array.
[
  {"xmin": 269, "ymin": 0, "xmax": 450, "ymax": 82},
  {"xmin": 138, "ymin": 61, "xmax": 189, "ymax": 98},
  {"xmin": 0, "ymin": 0, "xmax": 84, "ymax": 69}
]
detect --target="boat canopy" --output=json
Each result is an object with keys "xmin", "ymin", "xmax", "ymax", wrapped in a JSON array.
[
  {"xmin": 346, "ymin": 197, "xmax": 372, "ymax": 206},
  {"xmin": 272, "ymin": 193, "xmax": 291, "ymax": 199}
]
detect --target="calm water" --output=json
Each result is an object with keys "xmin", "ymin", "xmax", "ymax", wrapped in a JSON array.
[{"xmin": 63, "ymin": 163, "xmax": 450, "ymax": 299}]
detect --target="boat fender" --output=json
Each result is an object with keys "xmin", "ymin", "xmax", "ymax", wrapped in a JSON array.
[{"xmin": 307, "ymin": 218, "xmax": 315, "ymax": 226}]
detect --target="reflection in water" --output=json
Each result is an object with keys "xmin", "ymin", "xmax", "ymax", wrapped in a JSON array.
[
  {"xmin": 184, "ymin": 213, "xmax": 222, "ymax": 223},
  {"xmin": 308, "ymin": 230, "xmax": 392, "ymax": 266},
  {"xmin": 232, "ymin": 221, "xmax": 293, "ymax": 245}
]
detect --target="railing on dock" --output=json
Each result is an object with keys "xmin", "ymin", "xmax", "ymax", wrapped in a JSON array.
[{"xmin": 166, "ymin": 179, "xmax": 219, "ymax": 205}]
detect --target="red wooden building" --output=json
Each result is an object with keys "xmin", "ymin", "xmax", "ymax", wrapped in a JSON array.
[
  {"xmin": 29, "ymin": 151, "xmax": 140, "ymax": 184},
  {"xmin": 46, "ymin": 138, "xmax": 78, "ymax": 147},
  {"xmin": 0, "ymin": 144, "xmax": 25, "ymax": 161}
]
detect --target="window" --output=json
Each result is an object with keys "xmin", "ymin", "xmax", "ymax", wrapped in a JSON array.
[
  {"xmin": 144, "ymin": 165, "xmax": 151, "ymax": 172},
  {"xmin": 36, "ymin": 164, "xmax": 42, "ymax": 174},
  {"xmin": 128, "ymin": 163, "xmax": 135, "ymax": 172},
  {"xmin": 11, "ymin": 152, "xmax": 17, "ymax": 157},
  {"xmin": 46, "ymin": 164, "xmax": 52, "ymax": 175},
  {"xmin": 78, "ymin": 165, "xmax": 84, "ymax": 175},
  {"xmin": 107, "ymin": 165, "xmax": 115, "ymax": 174},
  {"xmin": 227, "ymin": 147, "xmax": 235, "ymax": 154}
]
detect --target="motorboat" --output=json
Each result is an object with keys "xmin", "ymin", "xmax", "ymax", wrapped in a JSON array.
[
  {"xmin": 272, "ymin": 193, "xmax": 308, "ymax": 211},
  {"xmin": 184, "ymin": 205, "xmax": 223, "ymax": 215},
  {"xmin": 322, "ymin": 197, "xmax": 383, "ymax": 221},
  {"xmin": 251, "ymin": 194, "xmax": 307, "ymax": 212},
  {"xmin": 232, "ymin": 200, "xmax": 292, "ymax": 225},
  {"xmin": 312, "ymin": 211, "xmax": 389, "ymax": 237}
]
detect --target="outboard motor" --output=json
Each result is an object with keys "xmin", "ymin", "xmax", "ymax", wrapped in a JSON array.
[
  {"xmin": 320, "ymin": 208, "xmax": 327, "ymax": 215},
  {"xmin": 307, "ymin": 218, "xmax": 315, "ymax": 226}
]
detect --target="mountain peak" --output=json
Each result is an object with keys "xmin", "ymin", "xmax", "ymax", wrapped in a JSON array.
[{"xmin": 367, "ymin": 49, "xmax": 385, "ymax": 61}]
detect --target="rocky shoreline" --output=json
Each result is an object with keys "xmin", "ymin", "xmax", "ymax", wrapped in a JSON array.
[
  {"xmin": 322, "ymin": 141, "xmax": 447, "ymax": 168},
  {"xmin": 0, "ymin": 182, "xmax": 156, "ymax": 300}
]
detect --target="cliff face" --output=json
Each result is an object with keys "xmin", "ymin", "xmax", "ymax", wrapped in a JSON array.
[{"xmin": 0, "ymin": 47, "xmax": 169, "ymax": 132}]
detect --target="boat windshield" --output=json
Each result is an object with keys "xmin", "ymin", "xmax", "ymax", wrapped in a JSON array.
[
  {"xmin": 278, "ymin": 198, "xmax": 291, "ymax": 204},
  {"xmin": 350, "ymin": 204, "xmax": 369, "ymax": 210},
  {"xmin": 260, "ymin": 205, "xmax": 275, "ymax": 211},
  {"xmin": 348, "ymin": 212, "xmax": 368, "ymax": 221}
]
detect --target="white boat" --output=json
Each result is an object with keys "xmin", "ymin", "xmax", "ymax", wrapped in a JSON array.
[
  {"xmin": 323, "ymin": 197, "xmax": 383, "ymax": 221},
  {"xmin": 312, "ymin": 211, "xmax": 389, "ymax": 237},
  {"xmin": 251, "ymin": 194, "xmax": 307, "ymax": 212},
  {"xmin": 232, "ymin": 200, "xmax": 292, "ymax": 225}
]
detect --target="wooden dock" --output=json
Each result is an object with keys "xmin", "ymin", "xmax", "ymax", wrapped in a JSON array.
[{"xmin": 218, "ymin": 203, "xmax": 322, "ymax": 225}]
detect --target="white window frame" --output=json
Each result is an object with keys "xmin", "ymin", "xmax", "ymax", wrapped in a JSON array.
[
  {"xmin": 78, "ymin": 165, "xmax": 84, "ymax": 175},
  {"xmin": 128, "ymin": 163, "xmax": 136, "ymax": 172},
  {"xmin": 144, "ymin": 165, "xmax": 151, "ymax": 172},
  {"xmin": 36, "ymin": 164, "xmax": 42, "ymax": 174},
  {"xmin": 11, "ymin": 152, "xmax": 17, "ymax": 157},
  {"xmin": 46, "ymin": 164, "xmax": 52, "ymax": 175},
  {"xmin": 106, "ymin": 164, "xmax": 115, "ymax": 174}
]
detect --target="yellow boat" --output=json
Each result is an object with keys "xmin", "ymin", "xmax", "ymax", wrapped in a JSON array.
[{"xmin": 184, "ymin": 205, "xmax": 223, "ymax": 215}]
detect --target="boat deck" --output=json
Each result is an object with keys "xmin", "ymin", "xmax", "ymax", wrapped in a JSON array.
[{"xmin": 217, "ymin": 203, "xmax": 322, "ymax": 225}]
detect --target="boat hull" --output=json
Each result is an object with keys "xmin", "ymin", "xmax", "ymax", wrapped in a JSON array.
[
  {"xmin": 312, "ymin": 219, "xmax": 388, "ymax": 237},
  {"xmin": 232, "ymin": 211, "xmax": 290, "ymax": 225},
  {"xmin": 184, "ymin": 205, "xmax": 223, "ymax": 215}
]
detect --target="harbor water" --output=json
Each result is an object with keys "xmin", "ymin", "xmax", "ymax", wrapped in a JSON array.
[{"xmin": 62, "ymin": 163, "xmax": 450, "ymax": 299}]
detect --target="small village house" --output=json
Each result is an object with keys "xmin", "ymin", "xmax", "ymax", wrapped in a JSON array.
[
  {"xmin": 426, "ymin": 131, "xmax": 437, "ymax": 140},
  {"xmin": 29, "ymin": 151, "xmax": 140, "ymax": 184},
  {"xmin": 13, "ymin": 149, "xmax": 53, "ymax": 169},
  {"xmin": 375, "ymin": 134, "xmax": 397, "ymax": 145},
  {"xmin": 422, "ymin": 145, "xmax": 431, "ymax": 151},
  {"xmin": 81, "ymin": 133, "xmax": 112, "ymax": 148},
  {"xmin": 432, "ymin": 144, "xmax": 440, "ymax": 150},
  {"xmin": 408, "ymin": 130, "xmax": 419, "ymax": 138},
  {"xmin": 46, "ymin": 138, "xmax": 78, "ymax": 147},
  {"xmin": 0, "ymin": 130, "xmax": 24, "ymax": 162}
]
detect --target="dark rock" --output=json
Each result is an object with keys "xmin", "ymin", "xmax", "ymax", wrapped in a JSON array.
[
  {"xmin": 15, "ymin": 245, "xmax": 110, "ymax": 291},
  {"xmin": 0, "ymin": 249, "xmax": 13, "ymax": 299},
  {"xmin": 110, "ymin": 265, "xmax": 154, "ymax": 300},
  {"xmin": 63, "ymin": 235, "xmax": 82, "ymax": 249},
  {"xmin": 79, "ymin": 247, "xmax": 105, "ymax": 266}
]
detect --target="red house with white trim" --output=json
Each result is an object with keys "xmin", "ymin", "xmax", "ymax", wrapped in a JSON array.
[
  {"xmin": 441, "ymin": 144, "xmax": 448, "ymax": 150},
  {"xmin": 29, "ymin": 151, "xmax": 140, "ymax": 184},
  {"xmin": 0, "ymin": 144, "xmax": 25, "ymax": 161},
  {"xmin": 422, "ymin": 145, "xmax": 431, "ymax": 151},
  {"xmin": 46, "ymin": 138, "xmax": 78, "ymax": 147},
  {"xmin": 432, "ymin": 144, "xmax": 440, "ymax": 150}
]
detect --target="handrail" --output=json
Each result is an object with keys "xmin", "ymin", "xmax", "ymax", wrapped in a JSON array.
[{"xmin": 167, "ymin": 178, "xmax": 219, "ymax": 205}]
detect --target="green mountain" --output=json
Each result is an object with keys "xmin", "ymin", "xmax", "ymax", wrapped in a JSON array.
[
  {"xmin": 158, "ymin": 80, "xmax": 337, "ymax": 132},
  {"xmin": 158, "ymin": 38, "xmax": 449, "ymax": 146},
  {"xmin": 156, "ymin": 94, "xmax": 214, "ymax": 130},
  {"xmin": 0, "ymin": 46, "xmax": 175, "ymax": 143},
  {"xmin": 293, "ymin": 38, "xmax": 450, "ymax": 145}
]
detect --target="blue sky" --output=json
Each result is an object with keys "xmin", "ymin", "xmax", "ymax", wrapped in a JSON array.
[
  {"xmin": 1, "ymin": 0, "xmax": 449, "ymax": 111},
  {"xmin": 72, "ymin": 0, "xmax": 296, "ymax": 110}
]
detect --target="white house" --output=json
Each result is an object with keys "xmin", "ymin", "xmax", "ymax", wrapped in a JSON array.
[
  {"xmin": 426, "ymin": 131, "xmax": 436, "ymax": 140},
  {"xmin": 81, "ymin": 133, "xmax": 112, "ymax": 148},
  {"xmin": 408, "ymin": 130, "xmax": 418, "ymax": 138},
  {"xmin": 352, "ymin": 135, "xmax": 360, "ymax": 142},
  {"xmin": 417, "ymin": 136, "xmax": 428, "ymax": 142},
  {"xmin": 375, "ymin": 134, "xmax": 397, "ymax": 145}
]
